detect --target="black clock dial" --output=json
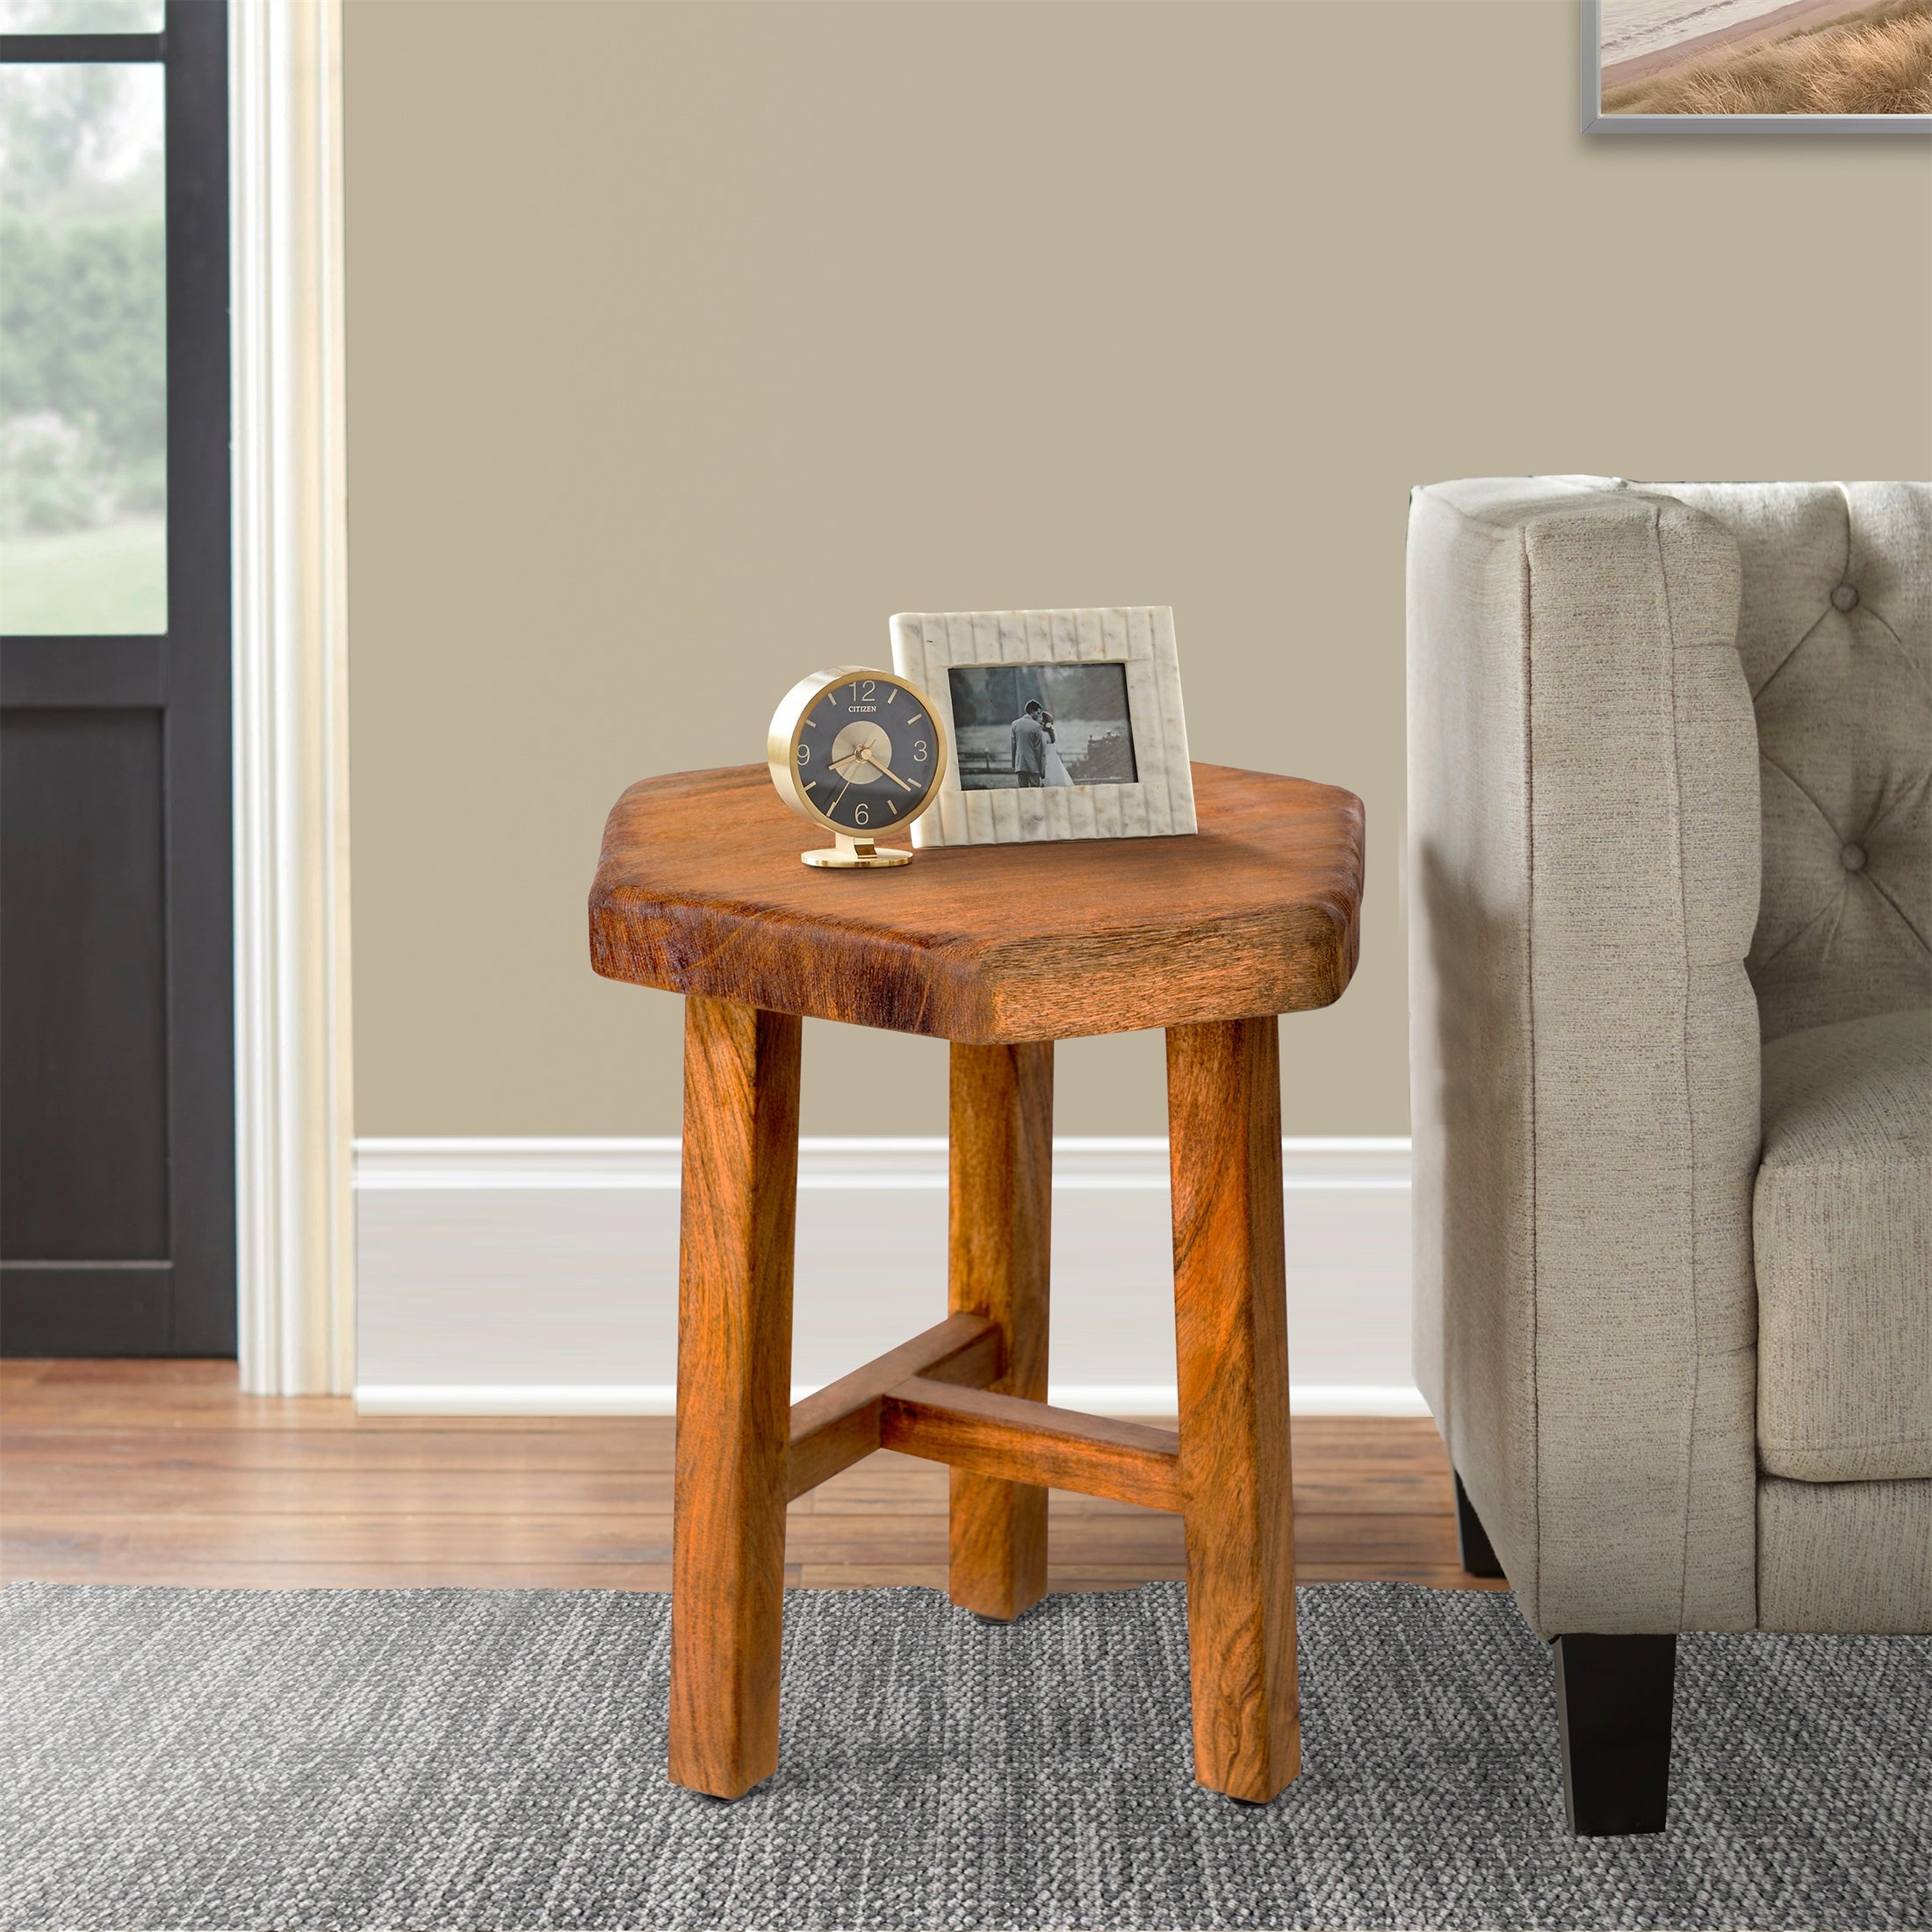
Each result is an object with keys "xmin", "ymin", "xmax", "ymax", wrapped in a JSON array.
[{"xmin": 793, "ymin": 675, "xmax": 939, "ymax": 833}]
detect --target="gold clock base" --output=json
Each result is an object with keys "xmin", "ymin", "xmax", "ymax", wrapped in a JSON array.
[{"xmin": 803, "ymin": 834, "xmax": 912, "ymax": 869}]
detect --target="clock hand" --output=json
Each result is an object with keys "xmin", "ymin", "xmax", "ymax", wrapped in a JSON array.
[
  {"xmin": 854, "ymin": 745, "xmax": 916, "ymax": 792},
  {"xmin": 833, "ymin": 740, "xmax": 883, "ymax": 779}
]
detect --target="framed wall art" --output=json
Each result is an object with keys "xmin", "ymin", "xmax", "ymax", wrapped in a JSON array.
[
  {"xmin": 888, "ymin": 606, "xmax": 1196, "ymax": 848},
  {"xmin": 1585, "ymin": 0, "xmax": 1931, "ymax": 130}
]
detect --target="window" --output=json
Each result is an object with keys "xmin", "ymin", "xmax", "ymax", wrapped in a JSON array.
[{"xmin": 1, "ymin": 0, "xmax": 168, "ymax": 631}]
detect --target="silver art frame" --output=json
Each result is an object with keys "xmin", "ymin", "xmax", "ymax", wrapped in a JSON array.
[
  {"xmin": 888, "ymin": 606, "xmax": 1196, "ymax": 849},
  {"xmin": 1583, "ymin": 0, "xmax": 1932, "ymax": 132}
]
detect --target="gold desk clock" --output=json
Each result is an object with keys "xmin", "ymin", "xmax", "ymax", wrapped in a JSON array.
[{"xmin": 768, "ymin": 667, "xmax": 948, "ymax": 868}]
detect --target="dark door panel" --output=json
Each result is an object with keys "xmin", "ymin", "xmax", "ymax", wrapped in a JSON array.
[{"xmin": 2, "ymin": 707, "xmax": 169, "ymax": 1262}]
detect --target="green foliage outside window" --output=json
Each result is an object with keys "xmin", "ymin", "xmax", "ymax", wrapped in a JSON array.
[
  {"xmin": 1, "ymin": 45, "xmax": 165, "ymax": 540},
  {"xmin": 1, "ymin": 213, "xmax": 165, "ymax": 532}
]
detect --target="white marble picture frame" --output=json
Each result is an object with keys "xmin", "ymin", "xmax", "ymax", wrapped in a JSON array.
[{"xmin": 888, "ymin": 607, "xmax": 1196, "ymax": 848}]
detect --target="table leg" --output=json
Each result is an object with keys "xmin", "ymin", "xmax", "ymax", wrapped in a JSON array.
[
  {"xmin": 1166, "ymin": 1015, "xmax": 1300, "ymax": 1802},
  {"xmin": 669, "ymin": 997, "xmax": 802, "ymax": 1799},
  {"xmin": 947, "ymin": 1041, "xmax": 1054, "ymax": 1620}
]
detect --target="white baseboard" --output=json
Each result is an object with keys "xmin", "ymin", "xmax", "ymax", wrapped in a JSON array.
[
  {"xmin": 353, "ymin": 1137, "xmax": 1422, "ymax": 1417},
  {"xmin": 349, "ymin": 1382, "xmax": 1428, "ymax": 1417}
]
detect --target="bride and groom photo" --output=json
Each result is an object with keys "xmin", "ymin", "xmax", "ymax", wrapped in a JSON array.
[
  {"xmin": 1010, "ymin": 701, "xmax": 1072, "ymax": 789},
  {"xmin": 947, "ymin": 661, "xmax": 1140, "ymax": 791}
]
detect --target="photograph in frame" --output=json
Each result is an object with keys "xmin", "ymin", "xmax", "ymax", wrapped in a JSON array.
[
  {"xmin": 888, "ymin": 607, "xmax": 1196, "ymax": 848},
  {"xmin": 1584, "ymin": 0, "xmax": 1931, "ymax": 129},
  {"xmin": 948, "ymin": 661, "xmax": 1139, "ymax": 792}
]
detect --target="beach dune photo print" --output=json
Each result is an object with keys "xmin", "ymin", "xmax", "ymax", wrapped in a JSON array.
[{"xmin": 1588, "ymin": 0, "xmax": 1932, "ymax": 125}]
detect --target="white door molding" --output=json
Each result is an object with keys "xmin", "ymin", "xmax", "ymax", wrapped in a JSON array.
[{"xmin": 229, "ymin": 0, "xmax": 355, "ymax": 1393}]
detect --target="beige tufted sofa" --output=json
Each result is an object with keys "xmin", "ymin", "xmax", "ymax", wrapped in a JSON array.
[{"xmin": 1405, "ymin": 479, "xmax": 1930, "ymax": 1835}]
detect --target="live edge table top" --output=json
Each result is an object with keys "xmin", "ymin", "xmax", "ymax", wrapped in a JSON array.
[{"xmin": 589, "ymin": 762, "xmax": 1364, "ymax": 1044}]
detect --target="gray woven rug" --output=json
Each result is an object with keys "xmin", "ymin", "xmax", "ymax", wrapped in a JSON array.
[{"xmin": 3, "ymin": 1581, "xmax": 1927, "ymax": 1931}]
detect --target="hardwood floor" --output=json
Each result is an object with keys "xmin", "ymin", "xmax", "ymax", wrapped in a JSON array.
[{"xmin": 0, "ymin": 1359, "xmax": 1508, "ymax": 1596}]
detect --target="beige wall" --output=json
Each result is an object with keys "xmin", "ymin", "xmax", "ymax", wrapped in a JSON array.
[{"xmin": 344, "ymin": 0, "xmax": 1931, "ymax": 1140}]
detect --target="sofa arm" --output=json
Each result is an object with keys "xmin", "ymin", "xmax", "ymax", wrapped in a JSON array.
[{"xmin": 1407, "ymin": 479, "xmax": 1763, "ymax": 1637}]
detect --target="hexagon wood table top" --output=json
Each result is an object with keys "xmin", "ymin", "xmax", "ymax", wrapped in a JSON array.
[{"xmin": 588, "ymin": 761, "xmax": 1364, "ymax": 1043}]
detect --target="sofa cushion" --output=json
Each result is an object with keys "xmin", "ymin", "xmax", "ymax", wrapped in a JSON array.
[
  {"xmin": 1650, "ymin": 484, "xmax": 1931, "ymax": 1046},
  {"xmin": 1759, "ymin": 1475, "xmax": 1932, "ymax": 1633},
  {"xmin": 1755, "ymin": 1008, "xmax": 1932, "ymax": 1481}
]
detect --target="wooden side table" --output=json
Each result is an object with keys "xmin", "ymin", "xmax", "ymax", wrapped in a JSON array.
[{"xmin": 589, "ymin": 761, "xmax": 1364, "ymax": 1804}]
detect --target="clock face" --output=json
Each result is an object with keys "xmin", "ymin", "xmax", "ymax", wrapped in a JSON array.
[{"xmin": 789, "ymin": 674, "xmax": 942, "ymax": 835}]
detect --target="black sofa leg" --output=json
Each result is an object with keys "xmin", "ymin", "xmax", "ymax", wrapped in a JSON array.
[
  {"xmin": 1552, "ymin": 1632, "xmax": 1677, "ymax": 1835},
  {"xmin": 1453, "ymin": 1472, "xmax": 1505, "ymax": 1579}
]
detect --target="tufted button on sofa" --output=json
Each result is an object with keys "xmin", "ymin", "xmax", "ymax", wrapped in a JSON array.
[{"xmin": 1406, "ymin": 478, "xmax": 1929, "ymax": 1836}]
